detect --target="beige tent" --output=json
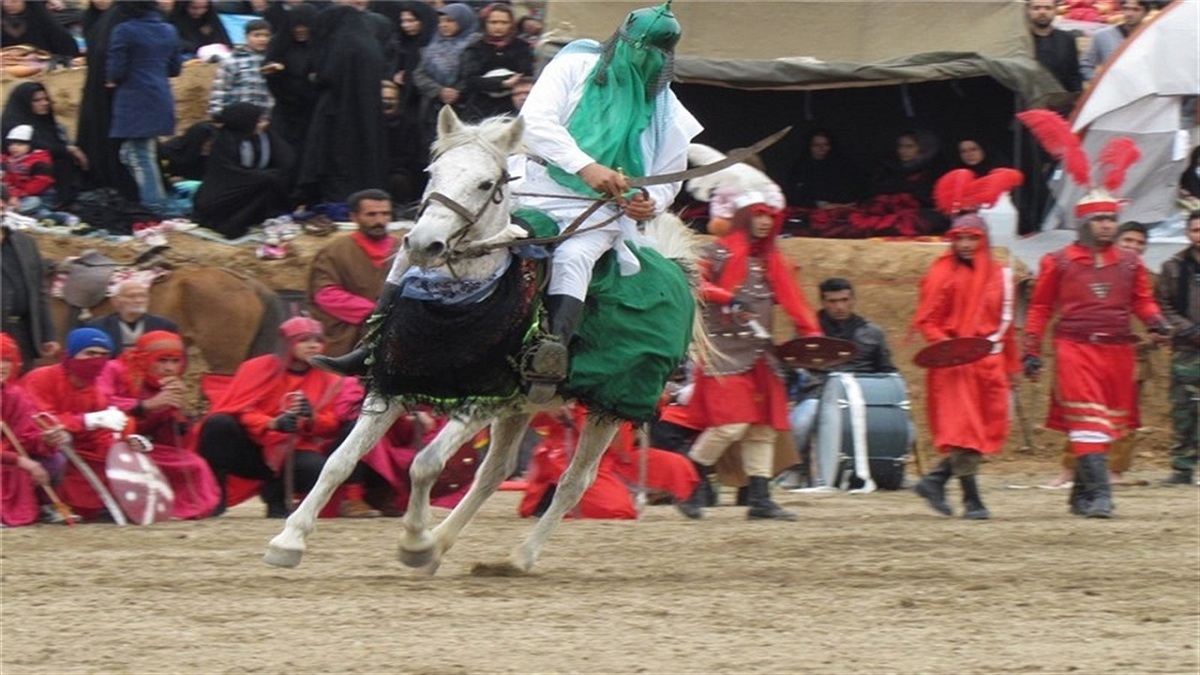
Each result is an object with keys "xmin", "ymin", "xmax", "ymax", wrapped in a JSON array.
[{"xmin": 544, "ymin": 0, "xmax": 1066, "ymax": 106}]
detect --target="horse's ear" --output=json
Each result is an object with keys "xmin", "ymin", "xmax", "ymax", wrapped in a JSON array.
[
  {"xmin": 436, "ymin": 105, "xmax": 462, "ymax": 139},
  {"xmin": 498, "ymin": 115, "xmax": 525, "ymax": 153}
]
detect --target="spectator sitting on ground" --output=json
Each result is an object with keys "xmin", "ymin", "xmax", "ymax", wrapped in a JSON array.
[
  {"xmin": 170, "ymin": 0, "xmax": 232, "ymax": 59},
  {"xmin": 87, "ymin": 280, "xmax": 179, "ymax": 356},
  {"xmin": 0, "ymin": 125, "xmax": 78, "ymax": 228},
  {"xmin": 207, "ymin": 18, "xmax": 275, "ymax": 119},
  {"xmin": 0, "ymin": 0, "xmax": 80, "ymax": 59},
  {"xmin": 1, "ymin": 82, "xmax": 88, "ymax": 209}
]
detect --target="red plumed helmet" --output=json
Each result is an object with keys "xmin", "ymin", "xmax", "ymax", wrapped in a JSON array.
[{"xmin": 933, "ymin": 167, "xmax": 1024, "ymax": 217}]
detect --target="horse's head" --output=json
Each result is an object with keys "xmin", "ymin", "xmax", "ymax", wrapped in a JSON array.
[{"xmin": 405, "ymin": 106, "xmax": 527, "ymax": 269}]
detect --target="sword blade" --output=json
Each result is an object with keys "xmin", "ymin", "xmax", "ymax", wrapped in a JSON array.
[{"xmin": 626, "ymin": 126, "xmax": 794, "ymax": 188}]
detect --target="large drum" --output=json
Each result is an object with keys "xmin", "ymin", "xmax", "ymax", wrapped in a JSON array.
[{"xmin": 813, "ymin": 373, "xmax": 914, "ymax": 491}]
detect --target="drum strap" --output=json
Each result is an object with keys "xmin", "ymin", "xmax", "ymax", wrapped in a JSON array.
[
  {"xmin": 985, "ymin": 266, "xmax": 1015, "ymax": 354},
  {"xmin": 838, "ymin": 374, "xmax": 877, "ymax": 494}
]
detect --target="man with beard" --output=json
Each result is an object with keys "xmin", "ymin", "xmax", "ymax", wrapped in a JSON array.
[
  {"xmin": 1157, "ymin": 211, "xmax": 1200, "ymax": 485},
  {"xmin": 307, "ymin": 189, "xmax": 401, "ymax": 358},
  {"xmin": 1027, "ymin": 0, "xmax": 1082, "ymax": 95},
  {"xmin": 22, "ymin": 328, "xmax": 130, "ymax": 521},
  {"xmin": 1024, "ymin": 190, "xmax": 1170, "ymax": 517},
  {"xmin": 87, "ymin": 280, "xmax": 178, "ymax": 356},
  {"xmin": 1081, "ymin": 0, "xmax": 1150, "ymax": 82}
]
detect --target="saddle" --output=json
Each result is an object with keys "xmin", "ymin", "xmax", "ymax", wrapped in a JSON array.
[{"xmin": 52, "ymin": 249, "xmax": 172, "ymax": 318}]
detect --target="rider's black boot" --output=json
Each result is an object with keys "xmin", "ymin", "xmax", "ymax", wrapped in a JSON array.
[
  {"xmin": 311, "ymin": 282, "xmax": 401, "ymax": 377},
  {"xmin": 526, "ymin": 294, "xmax": 584, "ymax": 404}
]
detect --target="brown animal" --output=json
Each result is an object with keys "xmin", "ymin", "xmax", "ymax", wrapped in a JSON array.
[{"xmin": 51, "ymin": 267, "xmax": 284, "ymax": 374}]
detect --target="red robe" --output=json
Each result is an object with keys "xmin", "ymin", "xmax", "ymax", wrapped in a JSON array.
[
  {"xmin": 690, "ymin": 218, "xmax": 821, "ymax": 430},
  {"xmin": 98, "ymin": 361, "xmax": 222, "ymax": 520},
  {"xmin": 21, "ymin": 364, "xmax": 126, "ymax": 519},
  {"xmin": 1, "ymin": 382, "xmax": 51, "ymax": 527},
  {"xmin": 195, "ymin": 354, "xmax": 345, "ymax": 508},
  {"xmin": 913, "ymin": 246, "xmax": 1019, "ymax": 454},
  {"xmin": 519, "ymin": 408, "xmax": 699, "ymax": 519},
  {"xmin": 1025, "ymin": 244, "xmax": 1164, "ymax": 439}
]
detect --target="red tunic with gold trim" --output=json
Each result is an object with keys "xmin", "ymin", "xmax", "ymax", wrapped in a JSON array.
[
  {"xmin": 689, "ymin": 214, "xmax": 820, "ymax": 430},
  {"xmin": 1025, "ymin": 243, "xmax": 1165, "ymax": 438}
]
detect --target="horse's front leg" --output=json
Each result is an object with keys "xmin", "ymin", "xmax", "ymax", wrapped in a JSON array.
[
  {"xmin": 398, "ymin": 417, "xmax": 490, "ymax": 570},
  {"xmin": 510, "ymin": 417, "xmax": 618, "ymax": 572},
  {"xmin": 427, "ymin": 412, "xmax": 532, "ymax": 558},
  {"xmin": 264, "ymin": 397, "xmax": 403, "ymax": 568}
]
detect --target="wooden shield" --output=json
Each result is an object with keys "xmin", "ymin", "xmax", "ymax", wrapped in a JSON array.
[
  {"xmin": 105, "ymin": 441, "xmax": 174, "ymax": 525},
  {"xmin": 913, "ymin": 337, "xmax": 993, "ymax": 369},
  {"xmin": 776, "ymin": 337, "xmax": 857, "ymax": 369}
]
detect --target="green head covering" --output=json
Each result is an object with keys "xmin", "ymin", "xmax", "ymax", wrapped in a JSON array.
[{"xmin": 548, "ymin": 2, "xmax": 680, "ymax": 197}]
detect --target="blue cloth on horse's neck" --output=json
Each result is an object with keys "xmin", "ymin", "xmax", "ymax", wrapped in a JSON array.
[{"xmin": 398, "ymin": 255, "xmax": 512, "ymax": 305}]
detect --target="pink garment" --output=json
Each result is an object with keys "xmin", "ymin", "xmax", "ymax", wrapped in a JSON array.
[{"xmin": 314, "ymin": 285, "xmax": 375, "ymax": 325}]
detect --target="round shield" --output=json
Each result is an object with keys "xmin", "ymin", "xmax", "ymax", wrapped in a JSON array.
[
  {"xmin": 913, "ymin": 336, "xmax": 994, "ymax": 369},
  {"xmin": 105, "ymin": 441, "xmax": 175, "ymax": 525},
  {"xmin": 776, "ymin": 337, "xmax": 858, "ymax": 369}
]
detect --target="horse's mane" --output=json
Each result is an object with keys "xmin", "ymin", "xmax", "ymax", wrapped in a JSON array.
[{"xmin": 429, "ymin": 116, "xmax": 521, "ymax": 164}]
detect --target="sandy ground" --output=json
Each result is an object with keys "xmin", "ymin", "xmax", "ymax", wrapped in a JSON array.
[{"xmin": 1, "ymin": 474, "xmax": 1197, "ymax": 675}]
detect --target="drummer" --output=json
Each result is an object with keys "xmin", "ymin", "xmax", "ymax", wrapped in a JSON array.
[
  {"xmin": 910, "ymin": 168, "xmax": 1023, "ymax": 521},
  {"xmin": 780, "ymin": 277, "xmax": 897, "ymax": 490},
  {"xmin": 674, "ymin": 187, "xmax": 821, "ymax": 522}
]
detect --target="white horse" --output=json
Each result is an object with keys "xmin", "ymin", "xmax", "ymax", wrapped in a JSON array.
[{"xmin": 264, "ymin": 106, "xmax": 703, "ymax": 575}]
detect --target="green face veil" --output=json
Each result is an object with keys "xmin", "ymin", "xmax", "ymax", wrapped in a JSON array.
[{"xmin": 548, "ymin": 2, "xmax": 682, "ymax": 196}]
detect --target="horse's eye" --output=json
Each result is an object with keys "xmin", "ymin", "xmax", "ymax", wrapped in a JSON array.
[{"xmin": 479, "ymin": 180, "xmax": 495, "ymax": 191}]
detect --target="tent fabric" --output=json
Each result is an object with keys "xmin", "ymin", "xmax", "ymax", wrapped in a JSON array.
[
  {"xmin": 543, "ymin": 1, "xmax": 1068, "ymax": 107},
  {"xmin": 1040, "ymin": 0, "xmax": 1200, "ymax": 229}
]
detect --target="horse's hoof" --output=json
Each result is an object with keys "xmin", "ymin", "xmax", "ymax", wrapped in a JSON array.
[
  {"xmin": 263, "ymin": 542, "xmax": 304, "ymax": 568},
  {"xmin": 411, "ymin": 560, "xmax": 442, "ymax": 578},
  {"xmin": 398, "ymin": 545, "xmax": 438, "ymax": 569}
]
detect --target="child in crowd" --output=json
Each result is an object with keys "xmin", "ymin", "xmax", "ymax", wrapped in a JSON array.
[
  {"xmin": 206, "ymin": 19, "xmax": 275, "ymax": 119},
  {"xmin": 0, "ymin": 125, "xmax": 78, "ymax": 228}
]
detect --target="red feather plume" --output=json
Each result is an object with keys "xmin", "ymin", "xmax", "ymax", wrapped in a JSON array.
[
  {"xmin": 1016, "ymin": 110, "xmax": 1090, "ymax": 187},
  {"xmin": 1096, "ymin": 136, "xmax": 1140, "ymax": 192},
  {"xmin": 934, "ymin": 168, "xmax": 976, "ymax": 216},
  {"xmin": 966, "ymin": 168, "xmax": 1024, "ymax": 210}
]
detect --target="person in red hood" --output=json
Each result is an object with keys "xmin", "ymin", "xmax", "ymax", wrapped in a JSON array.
[
  {"xmin": 678, "ymin": 189, "xmax": 821, "ymax": 522},
  {"xmin": 0, "ymin": 332, "xmax": 69, "ymax": 526},
  {"xmin": 196, "ymin": 317, "xmax": 351, "ymax": 518},
  {"xmin": 22, "ymin": 327, "xmax": 130, "ymax": 521}
]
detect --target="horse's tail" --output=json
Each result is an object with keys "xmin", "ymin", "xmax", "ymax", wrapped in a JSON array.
[
  {"xmin": 247, "ymin": 277, "xmax": 285, "ymax": 357},
  {"xmin": 644, "ymin": 214, "xmax": 716, "ymax": 368}
]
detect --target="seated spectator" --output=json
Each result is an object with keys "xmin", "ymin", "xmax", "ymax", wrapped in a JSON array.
[
  {"xmin": 97, "ymin": 330, "xmax": 222, "ymax": 519},
  {"xmin": 0, "ymin": 332, "xmax": 69, "ymax": 526},
  {"xmin": 170, "ymin": 0, "xmax": 232, "ymax": 59},
  {"xmin": 950, "ymin": 136, "xmax": 1011, "ymax": 178},
  {"xmin": 1, "ymin": 82, "xmax": 87, "ymax": 208},
  {"xmin": 1, "ymin": 125, "xmax": 79, "ymax": 228},
  {"xmin": 870, "ymin": 129, "xmax": 944, "ymax": 208},
  {"xmin": 193, "ymin": 102, "xmax": 295, "ymax": 239},
  {"xmin": 0, "ymin": 0, "xmax": 80, "ymax": 59},
  {"xmin": 207, "ymin": 18, "xmax": 275, "ymax": 119},
  {"xmin": 160, "ymin": 120, "xmax": 216, "ymax": 184},
  {"xmin": 22, "ymin": 328, "xmax": 130, "ymax": 521},
  {"xmin": 86, "ymin": 280, "xmax": 179, "ymax": 356},
  {"xmin": 459, "ymin": 2, "xmax": 534, "ymax": 123},
  {"xmin": 196, "ymin": 317, "xmax": 348, "ymax": 518},
  {"xmin": 785, "ymin": 129, "xmax": 865, "ymax": 208}
]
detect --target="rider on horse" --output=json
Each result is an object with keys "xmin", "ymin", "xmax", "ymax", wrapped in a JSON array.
[{"xmin": 313, "ymin": 2, "xmax": 701, "ymax": 405}]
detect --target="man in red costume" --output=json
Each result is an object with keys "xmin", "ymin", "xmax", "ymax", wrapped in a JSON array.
[
  {"xmin": 1, "ymin": 332, "xmax": 67, "ymax": 526},
  {"xmin": 98, "ymin": 330, "xmax": 222, "ymax": 520},
  {"xmin": 306, "ymin": 189, "xmax": 402, "ymax": 358},
  {"xmin": 22, "ymin": 328, "xmax": 130, "ymax": 521},
  {"xmin": 911, "ymin": 210, "xmax": 1020, "ymax": 520},
  {"xmin": 197, "ymin": 317, "xmax": 357, "ymax": 518},
  {"xmin": 1024, "ymin": 190, "xmax": 1170, "ymax": 518},
  {"xmin": 678, "ymin": 190, "xmax": 821, "ymax": 521}
]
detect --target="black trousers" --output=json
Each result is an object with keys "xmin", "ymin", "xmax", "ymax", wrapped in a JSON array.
[{"xmin": 197, "ymin": 413, "xmax": 327, "ymax": 508}]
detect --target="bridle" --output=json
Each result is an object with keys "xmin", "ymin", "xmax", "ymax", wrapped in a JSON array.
[{"xmin": 416, "ymin": 168, "xmax": 514, "ymax": 259}]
